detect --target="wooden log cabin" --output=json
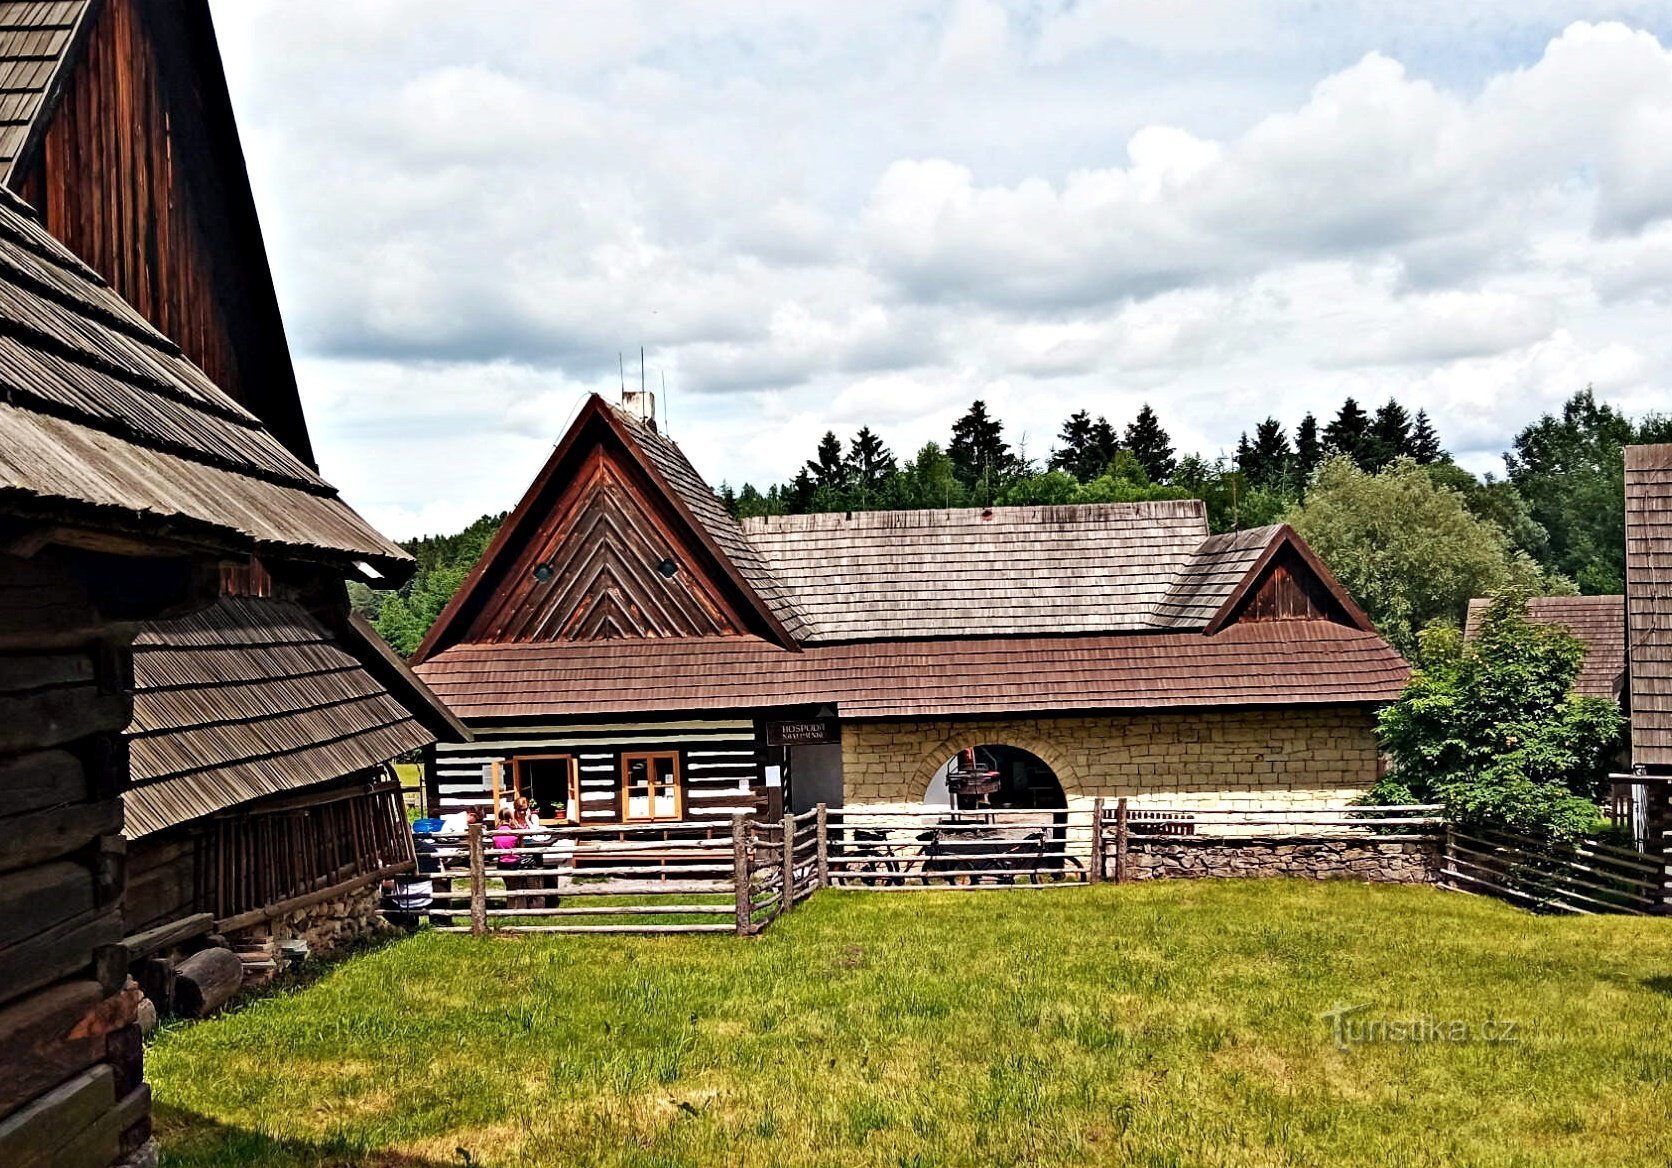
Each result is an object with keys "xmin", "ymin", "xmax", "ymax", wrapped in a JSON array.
[
  {"xmin": 0, "ymin": 0, "xmax": 469, "ymax": 974},
  {"xmin": 0, "ymin": 181, "xmax": 412, "ymax": 1168},
  {"xmin": 412, "ymin": 394, "xmax": 1411, "ymax": 827}
]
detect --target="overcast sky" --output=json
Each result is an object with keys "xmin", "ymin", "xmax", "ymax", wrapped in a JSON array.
[{"xmin": 208, "ymin": 2, "xmax": 1672, "ymax": 540}]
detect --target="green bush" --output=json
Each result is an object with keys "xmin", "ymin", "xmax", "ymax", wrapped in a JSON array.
[{"xmin": 1375, "ymin": 594, "xmax": 1625, "ymax": 839}]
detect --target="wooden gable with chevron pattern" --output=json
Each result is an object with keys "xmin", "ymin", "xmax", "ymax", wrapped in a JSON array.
[{"xmin": 417, "ymin": 396, "xmax": 792, "ymax": 658}]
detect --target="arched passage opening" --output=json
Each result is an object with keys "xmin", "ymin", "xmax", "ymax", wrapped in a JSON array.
[{"xmin": 923, "ymin": 743, "xmax": 1066, "ymax": 811}]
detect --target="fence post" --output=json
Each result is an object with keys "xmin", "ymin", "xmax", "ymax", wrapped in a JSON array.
[
  {"xmin": 781, "ymin": 812, "xmax": 796, "ymax": 912},
  {"xmin": 816, "ymin": 803, "xmax": 829, "ymax": 889},
  {"xmin": 1091, "ymin": 797, "xmax": 1105, "ymax": 884},
  {"xmin": 1114, "ymin": 797, "xmax": 1129, "ymax": 884},
  {"xmin": 468, "ymin": 822, "xmax": 486, "ymax": 937},
  {"xmin": 733, "ymin": 814, "xmax": 751, "ymax": 936}
]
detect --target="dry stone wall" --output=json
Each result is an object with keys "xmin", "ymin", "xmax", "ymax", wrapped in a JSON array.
[{"xmin": 1128, "ymin": 838, "xmax": 1442, "ymax": 883}]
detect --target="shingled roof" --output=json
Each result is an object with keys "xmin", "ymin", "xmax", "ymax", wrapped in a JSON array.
[
  {"xmin": 0, "ymin": 1, "xmax": 89, "ymax": 181},
  {"xmin": 0, "ymin": 185, "xmax": 408, "ymax": 575},
  {"xmin": 417, "ymin": 621, "xmax": 1409, "ymax": 722},
  {"xmin": 1464, "ymin": 595, "xmax": 1626, "ymax": 700},
  {"xmin": 742, "ymin": 501, "xmax": 1211, "ymax": 642},
  {"xmin": 1626, "ymin": 444, "xmax": 1672, "ymax": 769},
  {"xmin": 125, "ymin": 596, "xmax": 437, "ymax": 836}
]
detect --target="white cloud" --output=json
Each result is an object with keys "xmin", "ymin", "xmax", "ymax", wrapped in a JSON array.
[{"xmin": 205, "ymin": 3, "xmax": 1672, "ymax": 537}]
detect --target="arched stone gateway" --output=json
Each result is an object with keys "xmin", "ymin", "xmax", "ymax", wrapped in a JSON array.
[
  {"xmin": 923, "ymin": 743, "xmax": 1066, "ymax": 810},
  {"xmin": 908, "ymin": 730, "xmax": 1084, "ymax": 808}
]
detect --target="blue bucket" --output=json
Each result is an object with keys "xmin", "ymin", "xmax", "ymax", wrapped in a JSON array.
[{"xmin": 412, "ymin": 817, "xmax": 444, "ymax": 834}]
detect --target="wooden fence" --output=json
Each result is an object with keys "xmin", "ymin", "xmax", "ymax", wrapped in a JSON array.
[
  {"xmin": 825, "ymin": 806, "xmax": 1094, "ymax": 888},
  {"xmin": 401, "ymin": 803, "xmax": 1670, "ymax": 935},
  {"xmin": 1442, "ymin": 825, "xmax": 1667, "ymax": 916}
]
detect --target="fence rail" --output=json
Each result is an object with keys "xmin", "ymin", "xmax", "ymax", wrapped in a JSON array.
[{"xmin": 390, "ymin": 800, "xmax": 1669, "ymax": 936}]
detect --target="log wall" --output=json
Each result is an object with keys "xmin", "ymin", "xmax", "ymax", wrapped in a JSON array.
[{"xmin": 0, "ymin": 550, "xmax": 167, "ymax": 1168}]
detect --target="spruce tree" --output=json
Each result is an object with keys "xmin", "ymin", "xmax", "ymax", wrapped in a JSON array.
[
  {"xmin": 845, "ymin": 426, "xmax": 897, "ymax": 507},
  {"xmin": 1410, "ymin": 409, "xmax": 1444, "ymax": 464},
  {"xmin": 1324, "ymin": 398, "xmax": 1371, "ymax": 467},
  {"xmin": 1050, "ymin": 411, "xmax": 1094, "ymax": 479},
  {"xmin": 1088, "ymin": 416, "xmax": 1120, "ymax": 476},
  {"xmin": 1243, "ymin": 417, "xmax": 1293, "ymax": 490},
  {"xmin": 1124, "ymin": 404, "xmax": 1175, "ymax": 483},
  {"xmin": 805, "ymin": 431, "xmax": 848, "ymax": 492},
  {"xmin": 1365, "ymin": 398, "xmax": 1413, "ymax": 471},
  {"xmin": 1296, "ymin": 413, "xmax": 1322, "ymax": 480},
  {"xmin": 949, "ymin": 400, "xmax": 1013, "ymax": 499}
]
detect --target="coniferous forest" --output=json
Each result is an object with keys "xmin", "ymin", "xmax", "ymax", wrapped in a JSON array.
[{"xmin": 356, "ymin": 387, "xmax": 1671, "ymax": 657}]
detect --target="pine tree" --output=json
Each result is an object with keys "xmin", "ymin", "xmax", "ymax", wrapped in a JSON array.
[
  {"xmin": 719, "ymin": 481, "xmax": 739, "ymax": 518},
  {"xmin": 1364, "ymin": 398, "xmax": 1413, "ymax": 471},
  {"xmin": 805, "ymin": 431, "xmax": 848, "ymax": 492},
  {"xmin": 845, "ymin": 426, "xmax": 897, "ymax": 507},
  {"xmin": 948, "ymin": 400, "xmax": 1013, "ymax": 500},
  {"xmin": 1124, "ymin": 404, "xmax": 1175, "ymax": 483},
  {"xmin": 1295, "ymin": 413, "xmax": 1322, "ymax": 480},
  {"xmin": 1323, "ymin": 398, "xmax": 1370, "ymax": 467},
  {"xmin": 1410, "ymin": 409, "xmax": 1444, "ymax": 464}
]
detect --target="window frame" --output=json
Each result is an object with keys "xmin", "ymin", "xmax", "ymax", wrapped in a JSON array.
[
  {"xmin": 508, "ymin": 753, "xmax": 580, "ymax": 823},
  {"xmin": 620, "ymin": 751, "xmax": 683, "ymax": 822}
]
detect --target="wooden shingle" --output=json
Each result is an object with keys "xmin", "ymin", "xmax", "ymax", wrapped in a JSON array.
[
  {"xmin": 125, "ymin": 596, "xmax": 436, "ymax": 836},
  {"xmin": 1464, "ymin": 595, "xmax": 1626, "ymax": 700},
  {"xmin": 1626, "ymin": 443, "xmax": 1672, "ymax": 768}
]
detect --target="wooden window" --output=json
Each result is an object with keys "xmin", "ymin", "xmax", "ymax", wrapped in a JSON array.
[
  {"xmin": 510, "ymin": 755, "xmax": 579, "ymax": 823},
  {"xmin": 622, "ymin": 752, "xmax": 681, "ymax": 821}
]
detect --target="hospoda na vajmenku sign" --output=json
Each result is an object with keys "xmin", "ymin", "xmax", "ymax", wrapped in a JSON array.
[{"xmin": 766, "ymin": 719, "xmax": 840, "ymax": 746}]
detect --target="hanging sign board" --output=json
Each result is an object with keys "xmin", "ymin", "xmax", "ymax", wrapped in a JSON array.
[{"xmin": 766, "ymin": 719, "xmax": 840, "ymax": 746}]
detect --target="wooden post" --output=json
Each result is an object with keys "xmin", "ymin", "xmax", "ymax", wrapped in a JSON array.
[
  {"xmin": 1114, "ymin": 797, "xmax": 1129, "ymax": 885},
  {"xmin": 468, "ymin": 822, "xmax": 487, "ymax": 937},
  {"xmin": 733, "ymin": 814, "xmax": 751, "ymax": 936},
  {"xmin": 1090, "ymin": 797, "xmax": 1105, "ymax": 884},
  {"xmin": 781, "ymin": 812, "xmax": 796, "ymax": 912},
  {"xmin": 816, "ymin": 803, "xmax": 829, "ymax": 888},
  {"xmin": 489, "ymin": 760, "xmax": 502, "ymax": 817}
]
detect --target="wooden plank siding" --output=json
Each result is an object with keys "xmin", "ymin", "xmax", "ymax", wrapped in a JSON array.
[
  {"xmin": 463, "ymin": 445, "xmax": 750, "ymax": 644},
  {"xmin": 1231, "ymin": 545, "xmax": 1350, "ymax": 624},
  {"xmin": 433, "ymin": 718, "xmax": 771, "ymax": 823},
  {"xmin": 5, "ymin": 0, "xmax": 315, "ymax": 462}
]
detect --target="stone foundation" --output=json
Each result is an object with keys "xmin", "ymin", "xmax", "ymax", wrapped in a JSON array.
[
  {"xmin": 228, "ymin": 882, "xmax": 391, "ymax": 988},
  {"xmin": 1127, "ymin": 838, "xmax": 1442, "ymax": 883}
]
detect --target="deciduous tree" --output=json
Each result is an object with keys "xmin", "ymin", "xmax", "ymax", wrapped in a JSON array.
[{"xmin": 1375, "ymin": 595, "xmax": 1625, "ymax": 839}]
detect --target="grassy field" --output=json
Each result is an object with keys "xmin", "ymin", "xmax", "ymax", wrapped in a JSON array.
[{"xmin": 148, "ymin": 881, "xmax": 1672, "ymax": 1168}]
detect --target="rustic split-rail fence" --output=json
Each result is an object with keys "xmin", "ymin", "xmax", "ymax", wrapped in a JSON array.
[{"xmin": 413, "ymin": 799, "xmax": 1670, "ymax": 937}]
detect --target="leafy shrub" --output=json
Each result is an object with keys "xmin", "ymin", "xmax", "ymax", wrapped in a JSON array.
[{"xmin": 1375, "ymin": 595, "xmax": 1625, "ymax": 839}]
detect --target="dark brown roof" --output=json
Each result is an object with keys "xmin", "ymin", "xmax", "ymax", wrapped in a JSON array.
[
  {"xmin": 0, "ymin": 186, "xmax": 408, "ymax": 574},
  {"xmin": 1464, "ymin": 595, "xmax": 1626, "ymax": 700},
  {"xmin": 125, "ymin": 596, "xmax": 435, "ymax": 836},
  {"xmin": 1626, "ymin": 444, "xmax": 1672, "ymax": 768},
  {"xmin": 742, "ymin": 501, "xmax": 1211, "ymax": 641},
  {"xmin": 0, "ymin": 1, "xmax": 90, "ymax": 180},
  {"xmin": 416, "ymin": 621, "xmax": 1409, "ymax": 722}
]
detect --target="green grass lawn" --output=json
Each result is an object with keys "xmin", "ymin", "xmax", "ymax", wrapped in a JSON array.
[{"xmin": 148, "ymin": 881, "xmax": 1672, "ymax": 1168}]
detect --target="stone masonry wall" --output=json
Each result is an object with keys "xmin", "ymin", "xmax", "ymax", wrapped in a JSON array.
[
  {"xmin": 841, "ymin": 707, "xmax": 1381, "ymax": 809},
  {"xmin": 1128, "ymin": 839, "xmax": 1441, "ymax": 883},
  {"xmin": 228, "ymin": 882, "xmax": 390, "ymax": 989}
]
